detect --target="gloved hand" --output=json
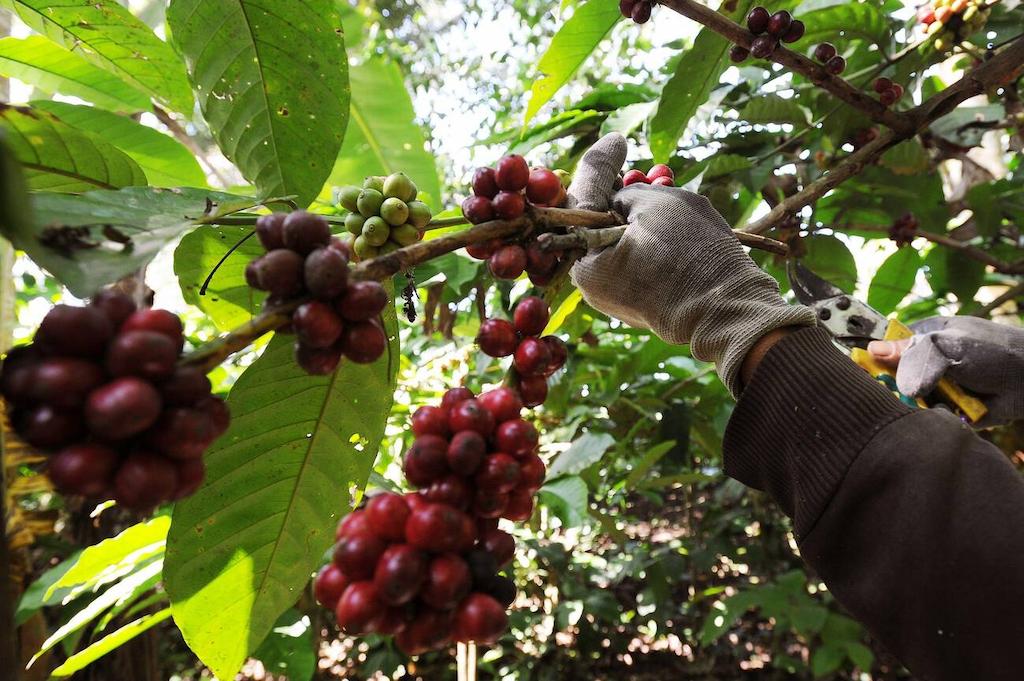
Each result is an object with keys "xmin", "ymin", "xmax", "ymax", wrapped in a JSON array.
[
  {"xmin": 868, "ymin": 316, "xmax": 1024, "ymax": 427},
  {"xmin": 567, "ymin": 134, "xmax": 816, "ymax": 396}
]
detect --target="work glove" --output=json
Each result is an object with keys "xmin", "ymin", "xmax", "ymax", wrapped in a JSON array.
[
  {"xmin": 567, "ymin": 133, "xmax": 817, "ymax": 396},
  {"xmin": 869, "ymin": 316, "xmax": 1024, "ymax": 427}
]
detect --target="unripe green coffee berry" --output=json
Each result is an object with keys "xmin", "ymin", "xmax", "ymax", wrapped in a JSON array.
[
  {"xmin": 383, "ymin": 172, "xmax": 418, "ymax": 202},
  {"xmin": 363, "ymin": 176, "xmax": 385, "ymax": 192},
  {"xmin": 345, "ymin": 212, "xmax": 367, "ymax": 236},
  {"xmin": 362, "ymin": 216, "xmax": 391, "ymax": 247},
  {"xmin": 353, "ymin": 235, "xmax": 378, "ymax": 260},
  {"xmin": 380, "ymin": 198, "xmax": 410, "ymax": 226},
  {"xmin": 357, "ymin": 188, "xmax": 385, "ymax": 218},
  {"xmin": 337, "ymin": 186, "xmax": 361, "ymax": 213},
  {"xmin": 553, "ymin": 169, "xmax": 572, "ymax": 188},
  {"xmin": 380, "ymin": 241, "xmax": 401, "ymax": 255},
  {"xmin": 392, "ymin": 223, "xmax": 420, "ymax": 246},
  {"xmin": 406, "ymin": 201, "xmax": 432, "ymax": 229}
]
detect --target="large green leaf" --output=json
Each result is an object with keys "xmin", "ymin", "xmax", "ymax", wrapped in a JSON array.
[
  {"xmin": 802, "ymin": 235, "xmax": 857, "ymax": 293},
  {"xmin": 547, "ymin": 432, "xmax": 615, "ymax": 479},
  {"xmin": 0, "ymin": 36, "xmax": 149, "ymax": 113},
  {"xmin": 648, "ymin": 0, "xmax": 756, "ymax": 162},
  {"xmin": 0, "ymin": 131, "xmax": 32, "ymax": 239},
  {"xmin": 50, "ymin": 609, "xmax": 172, "ymax": 678},
  {"xmin": 2, "ymin": 186, "xmax": 258, "ymax": 296},
  {"xmin": 0, "ymin": 0, "xmax": 193, "ymax": 112},
  {"xmin": 32, "ymin": 101, "xmax": 206, "ymax": 188},
  {"xmin": 523, "ymin": 1, "xmax": 621, "ymax": 126},
  {"xmin": 0, "ymin": 104, "xmax": 146, "ymax": 192},
  {"xmin": 739, "ymin": 94, "xmax": 810, "ymax": 127},
  {"xmin": 167, "ymin": 0, "xmax": 350, "ymax": 208},
  {"xmin": 867, "ymin": 247, "xmax": 921, "ymax": 315},
  {"xmin": 165, "ymin": 315, "xmax": 400, "ymax": 680},
  {"xmin": 174, "ymin": 224, "xmax": 267, "ymax": 331},
  {"xmin": 539, "ymin": 475, "xmax": 590, "ymax": 528},
  {"xmin": 791, "ymin": 3, "xmax": 891, "ymax": 48},
  {"xmin": 328, "ymin": 58, "xmax": 441, "ymax": 209}
]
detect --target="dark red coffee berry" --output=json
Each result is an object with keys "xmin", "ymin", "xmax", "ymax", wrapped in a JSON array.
[
  {"xmin": 405, "ymin": 503, "xmax": 469, "ymax": 553},
  {"xmin": 462, "ymin": 196, "xmax": 495, "ymax": 225},
  {"xmin": 441, "ymin": 386, "xmax": 475, "ymax": 412},
  {"xmin": 173, "ymin": 459, "xmax": 205, "ymax": 499},
  {"xmin": 890, "ymin": 83, "xmax": 904, "ymax": 99},
  {"xmin": 746, "ymin": 6, "xmax": 770, "ymax": 33},
  {"xmin": 341, "ymin": 320, "xmax": 386, "ymax": 364},
  {"xmin": 813, "ymin": 42, "xmax": 837, "ymax": 62},
  {"xmin": 404, "ymin": 435, "xmax": 450, "ymax": 487},
  {"xmin": 282, "ymin": 211, "xmax": 331, "ymax": 255},
  {"xmin": 1, "ymin": 345, "xmax": 40, "ymax": 405},
  {"xmin": 314, "ymin": 563, "xmax": 349, "ymax": 609},
  {"xmin": 424, "ymin": 475, "xmax": 472, "ymax": 509},
  {"xmin": 121, "ymin": 309, "xmax": 185, "ymax": 352},
  {"xmin": 466, "ymin": 237, "xmax": 501, "ymax": 260},
  {"xmin": 729, "ymin": 45, "xmax": 750, "ymax": 63},
  {"xmin": 472, "ymin": 167, "xmax": 500, "ymax": 199},
  {"xmin": 518, "ymin": 453, "xmax": 546, "ymax": 491},
  {"xmin": 336, "ymin": 509, "xmax": 373, "ymax": 540},
  {"xmin": 365, "ymin": 493, "xmax": 411, "ymax": 542},
  {"xmin": 421, "ymin": 553, "xmax": 472, "ymax": 610},
  {"xmin": 750, "ymin": 35, "xmax": 777, "ymax": 59},
  {"xmin": 36, "ymin": 305, "xmax": 113, "ymax": 359},
  {"xmin": 477, "ymin": 388, "xmax": 523, "ymax": 424},
  {"xmin": 825, "ymin": 55, "xmax": 846, "ymax": 75},
  {"xmin": 475, "ymin": 453, "xmax": 522, "ymax": 494},
  {"xmin": 245, "ymin": 261, "xmax": 261, "ymax": 288},
  {"xmin": 481, "ymin": 575, "xmax": 517, "ymax": 608},
  {"xmin": 293, "ymin": 301, "xmax": 344, "ymax": 349},
  {"xmin": 453, "ymin": 593, "xmax": 508, "ymax": 645},
  {"xmin": 294, "ymin": 343, "xmax": 343, "ymax": 376},
  {"xmin": 514, "ymin": 337, "xmax": 552, "ymax": 377},
  {"xmin": 480, "ymin": 527, "xmax": 515, "ymax": 567},
  {"xmin": 541, "ymin": 336, "xmax": 568, "ymax": 375},
  {"xmin": 146, "ymin": 407, "xmax": 216, "ymax": 460},
  {"xmin": 253, "ymin": 249, "xmax": 305, "ymax": 298},
  {"xmin": 489, "ymin": 245, "xmax": 527, "ymax": 280},
  {"xmin": 503, "ymin": 488, "xmax": 534, "ymax": 521},
  {"xmin": 879, "ymin": 88, "xmax": 898, "ymax": 107},
  {"xmin": 160, "ymin": 366, "xmax": 212, "ymax": 407},
  {"xmin": 106, "ymin": 330, "xmax": 178, "ymax": 381},
  {"xmin": 448, "ymin": 399, "xmax": 495, "ymax": 437},
  {"xmin": 412, "ymin": 405, "xmax": 450, "ymax": 438},
  {"xmin": 476, "ymin": 319, "xmax": 518, "ymax": 358},
  {"xmin": 781, "ymin": 18, "xmax": 804, "ymax": 42},
  {"xmin": 492, "ymin": 191, "xmax": 526, "ymax": 220},
  {"xmin": 517, "ymin": 375, "xmax": 548, "ymax": 408},
  {"xmin": 85, "ymin": 377, "xmax": 162, "ymax": 440},
  {"xmin": 328, "ymin": 237, "xmax": 352, "ymax": 259},
  {"xmin": 513, "ymin": 296, "xmax": 549, "ymax": 337},
  {"xmin": 90, "ymin": 290, "xmax": 136, "ymax": 328},
  {"xmin": 337, "ymin": 281, "xmax": 388, "ymax": 322},
  {"xmin": 495, "ymin": 418, "xmax": 539, "ymax": 458},
  {"xmin": 622, "ymin": 169, "xmax": 648, "ymax": 186},
  {"xmin": 647, "ymin": 164, "xmax": 674, "ymax": 183},
  {"xmin": 114, "ymin": 452, "xmax": 179, "ymax": 511},
  {"xmin": 631, "ymin": 0, "xmax": 652, "ymax": 23},
  {"xmin": 304, "ymin": 247, "xmax": 349, "ymax": 300},
  {"xmin": 874, "ymin": 77, "xmax": 893, "ymax": 93},
  {"xmin": 335, "ymin": 582, "xmax": 384, "ymax": 635},
  {"xmin": 472, "ymin": 489, "xmax": 509, "ymax": 520},
  {"xmin": 334, "ymin": 532, "xmax": 388, "ymax": 580},
  {"xmin": 447, "ymin": 431, "xmax": 486, "ymax": 474},
  {"xmin": 14, "ymin": 405, "xmax": 84, "ymax": 449},
  {"xmin": 495, "ymin": 155, "xmax": 530, "ymax": 192},
  {"xmin": 767, "ymin": 10, "xmax": 792, "ymax": 37},
  {"xmin": 47, "ymin": 444, "xmax": 118, "ymax": 497},
  {"xmin": 619, "ymin": 0, "xmax": 638, "ymax": 18},
  {"xmin": 28, "ymin": 357, "xmax": 105, "ymax": 407},
  {"xmin": 525, "ymin": 242, "xmax": 557, "ymax": 276},
  {"xmin": 255, "ymin": 213, "xmax": 286, "ymax": 251},
  {"xmin": 198, "ymin": 395, "xmax": 230, "ymax": 436},
  {"xmin": 396, "ymin": 608, "xmax": 453, "ymax": 655},
  {"xmin": 651, "ymin": 176, "xmax": 673, "ymax": 187},
  {"xmin": 525, "ymin": 169, "xmax": 560, "ymax": 204},
  {"xmin": 374, "ymin": 544, "xmax": 428, "ymax": 606}
]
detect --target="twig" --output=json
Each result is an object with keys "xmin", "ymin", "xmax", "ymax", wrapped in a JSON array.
[
  {"xmin": 973, "ymin": 281, "xmax": 1024, "ymax": 317},
  {"xmin": 538, "ymin": 225, "xmax": 790, "ymax": 255}
]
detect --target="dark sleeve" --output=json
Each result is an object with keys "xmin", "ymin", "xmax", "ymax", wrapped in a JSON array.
[{"xmin": 724, "ymin": 326, "xmax": 1024, "ymax": 681}]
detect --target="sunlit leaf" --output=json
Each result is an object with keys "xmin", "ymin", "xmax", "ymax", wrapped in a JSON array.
[
  {"xmin": 50, "ymin": 609, "xmax": 172, "ymax": 678},
  {"xmin": 867, "ymin": 247, "xmax": 921, "ymax": 314},
  {"xmin": 802, "ymin": 234, "xmax": 857, "ymax": 293}
]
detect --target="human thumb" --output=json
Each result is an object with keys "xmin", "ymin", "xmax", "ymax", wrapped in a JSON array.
[{"xmin": 567, "ymin": 133, "xmax": 628, "ymax": 212}]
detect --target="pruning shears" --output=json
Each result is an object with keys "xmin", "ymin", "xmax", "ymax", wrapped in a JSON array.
[{"xmin": 786, "ymin": 261, "xmax": 988, "ymax": 424}]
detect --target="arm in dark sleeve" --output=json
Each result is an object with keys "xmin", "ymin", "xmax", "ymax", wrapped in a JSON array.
[{"xmin": 724, "ymin": 326, "xmax": 1024, "ymax": 681}]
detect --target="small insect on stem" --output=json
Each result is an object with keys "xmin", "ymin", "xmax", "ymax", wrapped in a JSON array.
[{"xmin": 402, "ymin": 271, "xmax": 418, "ymax": 323}]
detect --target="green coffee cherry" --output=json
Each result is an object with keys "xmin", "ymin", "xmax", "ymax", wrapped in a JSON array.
[
  {"xmin": 353, "ymin": 235, "xmax": 378, "ymax": 260},
  {"xmin": 362, "ymin": 216, "xmax": 391, "ymax": 247},
  {"xmin": 345, "ymin": 212, "xmax": 367, "ymax": 236},
  {"xmin": 392, "ymin": 223, "xmax": 420, "ymax": 246},
  {"xmin": 384, "ymin": 172, "xmax": 418, "ymax": 202},
  {"xmin": 380, "ymin": 241, "xmax": 401, "ymax": 255},
  {"xmin": 406, "ymin": 201, "xmax": 432, "ymax": 229},
  {"xmin": 337, "ymin": 185, "xmax": 361, "ymax": 213},
  {"xmin": 380, "ymin": 198, "xmax": 410, "ymax": 226},
  {"xmin": 340, "ymin": 232, "xmax": 357, "ymax": 250},
  {"xmin": 357, "ymin": 188, "xmax": 385, "ymax": 218},
  {"xmin": 554, "ymin": 169, "xmax": 572, "ymax": 189},
  {"xmin": 363, "ymin": 176, "xmax": 385, "ymax": 192}
]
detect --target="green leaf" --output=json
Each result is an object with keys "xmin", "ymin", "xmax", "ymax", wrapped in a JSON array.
[
  {"xmin": 0, "ymin": 37, "xmax": 150, "ymax": 113},
  {"xmin": 523, "ymin": 1, "xmax": 621, "ymax": 126},
  {"xmin": 705, "ymin": 153, "xmax": 753, "ymax": 180},
  {"xmin": 623, "ymin": 440, "xmax": 675, "ymax": 488},
  {"xmin": 165, "ymin": 317, "xmax": 400, "ymax": 680},
  {"xmin": 328, "ymin": 58, "xmax": 441, "ymax": 209},
  {"xmin": 538, "ymin": 475, "xmax": 589, "ymax": 528},
  {"xmin": 253, "ymin": 609, "xmax": 315, "ymax": 681},
  {"xmin": 15, "ymin": 550, "xmax": 81, "ymax": 625},
  {"xmin": 811, "ymin": 643, "xmax": 846, "ymax": 677},
  {"xmin": 0, "ymin": 104, "xmax": 146, "ymax": 192},
  {"xmin": 543, "ymin": 289, "xmax": 582, "ymax": 335},
  {"xmin": 867, "ymin": 247, "xmax": 921, "ymax": 314},
  {"xmin": 739, "ymin": 94, "xmax": 809, "ymax": 127},
  {"xmin": 793, "ymin": 3, "xmax": 890, "ymax": 48},
  {"xmin": 924, "ymin": 246, "xmax": 985, "ymax": 306},
  {"xmin": 880, "ymin": 140, "xmax": 930, "ymax": 175},
  {"xmin": 792, "ymin": 604, "xmax": 829, "ymax": 637},
  {"xmin": 966, "ymin": 180, "xmax": 1008, "ymax": 238},
  {"xmin": 844, "ymin": 641, "xmax": 874, "ymax": 670},
  {"xmin": 547, "ymin": 431, "xmax": 615, "ymax": 479},
  {"xmin": 31, "ymin": 101, "xmax": 207, "ymax": 188},
  {"xmin": 4, "ymin": 186, "xmax": 259, "ymax": 297},
  {"xmin": 174, "ymin": 225, "xmax": 266, "ymax": 331},
  {"xmin": 50, "ymin": 608, "xmax": 172, "ymax": 678},
  {"xmin": 0, "ymin": 0, "xmax": 193, "ymax": 112},
  {"xmin": 0, "ymin": 131, "xmax": 32, "ymax": 239},
  {"xmin": 648, "ymin": 0, "xmax": 755, "ymax": 162},
  {"xmin": 167, "ymin": 0, "xmax": 349, "ymax": 208},
  {"xmin": 802, "ymin": 235, "xmax": 857, "ymax": 293}
]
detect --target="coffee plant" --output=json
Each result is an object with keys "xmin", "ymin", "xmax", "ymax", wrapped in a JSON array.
[{"xmin": 0, "ymin": 0, "xmax": 1020, "ymax": 680}]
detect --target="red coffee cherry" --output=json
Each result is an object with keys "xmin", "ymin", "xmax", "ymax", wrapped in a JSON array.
[
  {"xmin": 340, "ymin": 320, "xmax": 386, "ymax": 364},
  {"xmin": 619, "ymin": 0, "xmax": 638, "ymax": 18},
  {"xmin": 28, "ymin": 357, "xmax": 105, "ymax": 407},
  {"xmin": 423, "ymin": 475, "xmax": 472, "ymax": 509},
  {"xmin": 525, "ymin": 169, "xmax": 561, "ymax": 204},
  {"xmin": 173, "ymin": 459, "xmax": 205, "ymax": 499},
  {"xmin": 448, "ymin": 399, "xmax": 495, "ymax": 437},
  {"xmin": 282, "ymin": 211, "xmax": 331, "ymax": 255},
  {"xmin": 198, "ymin": 395, "xmax": 230, "ymax": 436},
  {"xmin": 813, "ymin": 42, "xmax": 837, "ymax": 62},
  {"xmin": 335, "ymin": 581, "xmax": 384, "ymax": 635},
  {"xmin": 542, "ymin": 336, "xmax": 568, "ymax": 375},
  {"xmin": 462, "ymin": 196, "xmax": 495, "ymax": 225},
  {"xmin": 646, "ymin": 164, "xmax": 674, "ymax": 183},
  {"xmin": 396, "ymin": 608, "xmax": 454, "ymax": 655},
  {"xmin": 106, "ymin": 330, "xmax": 179, "ymax": 381},
  {"xmin": 492, "ymin": 191, "xmax": 526, "ymax": 220},
  {"xmin": 488, "ymin": 245, "xmax": 527, "ymax": 280},
  {"xmin": 440, "ymin": 386, "xmax": 475, "ymax": 412},
  {"xmin": 513, "ymin": 337, "xmax": 552, "ymax": 376},
  {"xmin": 404, "ymin": 435, "xmax": 450, "ymax": 487},
  {"xmin": 334, "ymin": 532, "xmax": 388, "ymax": 581},
  {"xmin": 446, "ymin": 431, "xmax": 486, "ymax": 474},
  {"xmin": 495, "ymin": 418, "xmax": 539, "ymax": 458},
  {"xmin": 472, "ymin": 167, "xmax": 500, "ymax": 199},
  {"xmin": 517, "ymin": 375, "xmax": 548, "ymax": 408},
  {"xmin": 114, "ymin": 452, "xmax": 179, "ymax": 511},
  {"xmin": 494, "ymin": 155, "xmax": 530, "ymax": 192},
  {"xmin": 252, "ymin": 249, "xmax": 305, "ymax": 298},
  {"xmin": 622, "ymin": 169, "xmax": 649, "ymax": 186},
  {"xmin": 13, "ymin": 405, "xmax": 85, "ymax": 449},
  {"xmin": 36, "ymin": 305, "xmax": 113, "ymax": 359},
  {"xmin": 336, "ymin": 509, "xmax": 374, "ymax": 540},
  {"xmin": 375, "ymin": 606, "xmax": 408, "ymax": 636},
  {"xmin": 304, "ymin": 247, "xmax": 349, "ymax": 300},
  {"xmin": 405, "ymin": 503, "xmax": 470, "ymax": 553},
  {"xmin": 412, "ymin": 405, "xmax": 450, "ymax": 438},
  {"xmin": 766, "ymin": 10, "xmax": 792, "ymax": 37},
  {"xmin": 503, "ymin": 488, "xmax": 534, "ymax": 522},
  {"xmin": 420, "ymin": 554, "xmax": 472, "ymax": 610},
  {"xmin": 825, "ymin": 55, "xmax": 847, "ymax": 75},
  {"xmin": 481, "ymin": 574, "xmax": 517, "ymax": 608},
  {"xmin": 746, "ymin": 6, "xmax": 770, "ymax": 33},
  {"xmin": 455, "ymin": 511, "xmax": 477, "ymax": 553},
  {"xmin": 255, "ymin": 213, "xmax": 287, "ymax": 251},
  {"xmin": 513, "ymin": 296, "xmax": 549, "ymax": 337},
  {"xmin": 85, "ymin": 377, "xmax": 162, "ymax": 440},
  {"xmin": 750, "ymin": 35, "xmax": 778, "ymax": 59},
  {"xmin": 631, "ymin": 0, "xmax": 652, "ymax": 23},
  {"xmin": 365, "ymin": 492, "xmax": 411, "ymax": 542},
  {"xmin": 879, "ymin": 88, "xmax": 898, "ymax": 107},
  {"xmin": 477, "ymin": 388, "xmax": 523, "ymax": 424},
  {"xmin": 47, "ymin": 444, "xmax": 118, "ymax": 497},
  {"xmin": 373, "ymin": 544, "xmax": 428, "ymax": 605},
  {"xmin": 293, "ymin": 301, "xmax": 344, "ymax": 349},
  {"xmin": 145, "ymin": 408, "xmax": 216, "ymax": 460},
  {"xmin": 121, "ymin": 309, "xmax": 185, "ymax": 352},
  {"xmin": 0, "ymin": 345, "xmax": 41, "ymax": 405},
  {"xmin": 453, "ymin": 593, "xmax": 508, "ymax": 645},
  {"xmin": 465, "ymin": 236, "xmax": 501, "ymax": 260},
  {"xmin": 294, "ymin": 343, "xmax": 343, "ymax": 376},
  {"xmin": 525, "ymin": 242, "xmax": 558, "ymax": 276},
  {"xmin": 471, "ymin": 489, "xmax": 509, "ymax": 519},
  {"xmin": 314, "ymin": 563, "xmax": 349, "ymax": 610},
  {"xmin": 90, "ymin": 289, "xmax": 136, "ymax": 328},
  {"xmin": 781, "ymin": 19, "xmax": 805, "ymax": 43},
  {"xmin": 518, "ymin": 453, "xmax": 546, "ymax": 492},
  {"xmin": 476, "ymin": 453, "xmax": 522, "ymax": 494},
  {"xmin": 729, "ymin": 45, "xmax": 750, "ymax": 63},
  {"xmin": 480, "ymin": 527, "xmax": 516, "ymax": 567},
  {"xmin": 159, "ymin": 366, "xmax": 212, "ymax": 407},
  {"xmin": 476, "ymin": 319, "xmax": 518, "ymax": 358},
  {"xmin": 337, "ymin": 281, "xmax": 388, "ymax": 321}
]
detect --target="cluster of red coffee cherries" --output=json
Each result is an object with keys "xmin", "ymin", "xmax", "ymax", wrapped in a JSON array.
[
  {"xmin": 619, "ymin": 0, "xmax": 654, "ymax": 24},
  {"xmin": 811, "ymin": 42, "xmax": 847, "ymax": 75},
  {"xmin": 873, "ymin": 77, "xmax": 905, "ymax": 108},
  {"xmin": 730, "ymin": 7, "xmax": 805, "ymax": 62},
  {"xmin": 0, "ymin": 293, "xmax": 229, "ymax": 510},
  {"xmin": 622, "ymin": 164, "xmax": 676, "ymax": 188},
  {"xmin": 888, "ymin": 212, "xmax": 919, "ymax": 247},
  {"xmin": 245, "ymin": 211, "xmax": 388, "ymax": 375}
]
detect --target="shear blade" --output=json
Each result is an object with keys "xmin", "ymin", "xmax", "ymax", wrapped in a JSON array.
[{"xmin": 787, "ymin": 260, "xmax": 846, "ymax": 306}]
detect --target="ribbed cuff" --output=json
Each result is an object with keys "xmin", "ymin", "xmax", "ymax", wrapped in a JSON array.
[{"xmin": 724, "ymin": 327, "xmax": 913, "ymax": 539}]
